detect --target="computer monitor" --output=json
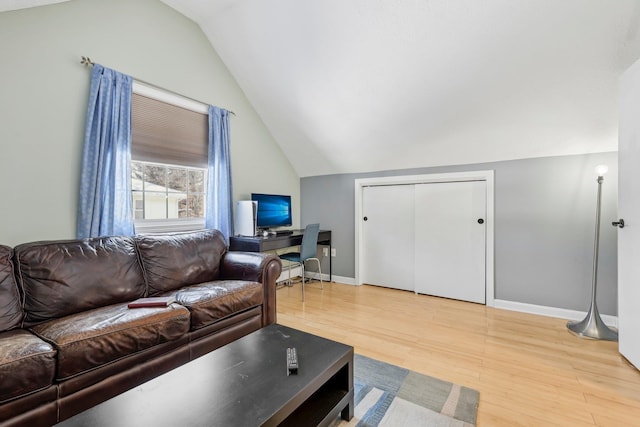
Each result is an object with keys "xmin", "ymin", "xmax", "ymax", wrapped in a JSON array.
[{"xmin": 251, "ymin": 193, "xmax": 292, "ymax": 229}]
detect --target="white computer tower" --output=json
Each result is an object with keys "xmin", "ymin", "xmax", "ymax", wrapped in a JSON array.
[{"xmin": 235, "ymin": 200, "xmax": 257, "ymax": 236}]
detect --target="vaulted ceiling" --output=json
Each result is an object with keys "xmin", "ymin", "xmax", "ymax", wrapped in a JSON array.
[{"xmin": 4, "ymin": 0, "xmax": 640, "ymax": 177}]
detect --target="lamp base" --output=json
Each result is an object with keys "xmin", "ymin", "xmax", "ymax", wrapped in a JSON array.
[{"xmin": 567, "ymin": 306, "xmax": 618, "ymax": 341}]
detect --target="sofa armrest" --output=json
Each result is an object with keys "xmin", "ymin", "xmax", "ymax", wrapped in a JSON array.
[{"xmin": 220, "ymin": 252, "xmax": 282, "ymax": 326}]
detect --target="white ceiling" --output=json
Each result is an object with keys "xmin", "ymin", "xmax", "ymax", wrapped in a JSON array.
[{"xmin": 4, "ymin": 0, "xmax": 640, "ymax": 177}]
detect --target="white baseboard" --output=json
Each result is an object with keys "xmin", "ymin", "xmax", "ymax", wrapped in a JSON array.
[
  {"xmin": 321, "ymin": 274, "xmax": 356, "ymax": 285},
  {"xmin": 278, "ymin": 270, "xmax": 357, "ymax": 286},
  {"xmin": 281, "ymin": 278, "xmax": 616, "ymax": 327},
  {"xmin": 493, "ymin": 299, "xmax": 618, "ymax": 328}
]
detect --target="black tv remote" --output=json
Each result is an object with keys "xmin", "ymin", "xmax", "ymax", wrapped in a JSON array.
[{"xmin": 287, "ymin": 347, "xmax": 298, "ymax": 375}]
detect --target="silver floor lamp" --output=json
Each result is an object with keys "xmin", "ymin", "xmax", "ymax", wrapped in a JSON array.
[{"xmin": 567, "ymin": 164, "xmax": 618, "ymax": 341}]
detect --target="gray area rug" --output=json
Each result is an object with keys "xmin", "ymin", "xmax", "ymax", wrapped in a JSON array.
[{"xmin": 336, "ymin": 354, "xmax": 479, "ymax": 427}]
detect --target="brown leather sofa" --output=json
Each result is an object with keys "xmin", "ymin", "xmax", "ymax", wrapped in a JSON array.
[{"xmin": 0, "ymin": 229, "xmax": 282, "ymax": 427}]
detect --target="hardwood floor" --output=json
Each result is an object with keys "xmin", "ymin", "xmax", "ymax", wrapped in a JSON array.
[{"xmin": 276, "ymin": 281, "xmax": 640, "ymax": 426}]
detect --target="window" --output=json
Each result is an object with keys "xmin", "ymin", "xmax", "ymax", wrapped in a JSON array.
[
  {"xmin": 130, "ymin": 83, "xmax": 209, "ymax": 233},
  {"xmin": 131, "ymin": 160, "xmax": 206, "ymax": 220}
]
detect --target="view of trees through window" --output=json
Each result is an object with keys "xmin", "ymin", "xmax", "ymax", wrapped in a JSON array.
[{"xmin": 131, "ymin": 161, "xmax": 206, "ymax": 220}]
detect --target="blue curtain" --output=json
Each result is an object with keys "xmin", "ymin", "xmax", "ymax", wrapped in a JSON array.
[
  {"xmin": 77, "ymin": 64, "xmax": 134, "ymax": 239},
  {"xmin": 205, "ymin": 106, "xmax": 233, "ymax": 241}
]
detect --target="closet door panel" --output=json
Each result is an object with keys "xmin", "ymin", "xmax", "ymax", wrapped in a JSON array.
[
  {"xmin": 414, "ymin": 181, "xmax": 486, "ymax": 303},
  {"xmin": 361, "ymin": 185, "xmax": 415, "ymax": 291}
]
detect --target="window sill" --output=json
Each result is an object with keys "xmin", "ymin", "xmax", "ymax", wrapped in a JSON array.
[{"xmin": 134, "ymin": 219, "xmax": 206, "ymax": 234}]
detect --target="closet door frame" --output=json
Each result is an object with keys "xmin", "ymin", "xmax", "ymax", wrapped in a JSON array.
[{"xmin": 354, "ymin": 170, "xmax": 495, "ymax": 307}]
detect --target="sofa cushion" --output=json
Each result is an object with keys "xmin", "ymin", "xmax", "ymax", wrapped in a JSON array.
[
  {"xmin": 135, "ymin": 229, "xmax": 227, "ymax": 295},
  {"xmin": 0, "ymin": 329, "xmax": 56, "ymax": 404},
  {"xmin": 0, "ymin": 245, "xmax": 22, "ymax": 332},
  {"xmin": 30, "ymin": 303, "xmax": 190, "ymax": 381},
  {"xmin": 14, "ymin": 236, "xmax": 146, "ymax": 327},
  {"xmin": 173, "ymin": 280, "xmax": 264, "ymax": 330}
]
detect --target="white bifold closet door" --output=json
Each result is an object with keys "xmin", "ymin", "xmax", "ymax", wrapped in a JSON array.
[{"xmin": 361, "ymin": 180, "xmax": 486, "ymax": 304}]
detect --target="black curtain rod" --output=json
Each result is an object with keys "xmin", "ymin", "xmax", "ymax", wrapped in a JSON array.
[{"xmin": 80, "ymin": 56, "xmax": 236, "ymax": 116}]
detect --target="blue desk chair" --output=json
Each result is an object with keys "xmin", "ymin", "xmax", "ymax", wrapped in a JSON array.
[{"xmin": 279, "ymin": 223, "xmax": 323, "ymax": 301}]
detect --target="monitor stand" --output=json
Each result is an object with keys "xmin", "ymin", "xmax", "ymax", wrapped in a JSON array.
[{"xmin": 259, "ymin": 228, "xmax": 293, "ymax": 237}]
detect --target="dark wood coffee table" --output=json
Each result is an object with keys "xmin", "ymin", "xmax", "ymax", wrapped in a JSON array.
[{"xmin": 56, "ymin": 324, "xmax": 354, "ymax": 427}]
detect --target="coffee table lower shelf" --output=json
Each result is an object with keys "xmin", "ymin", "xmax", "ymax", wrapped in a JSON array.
[{"xmin": 280, "ymin": 373, "xmax": 353, "ymax": 427}]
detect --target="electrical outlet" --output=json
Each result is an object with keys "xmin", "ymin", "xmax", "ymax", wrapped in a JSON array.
[
  {"xmin": 322, "ymin": 247, "xmax": 329, "ymax": 257},
  {"xmin": 331, "ymin": 248, "xmax": 336, "ymax": 257}
]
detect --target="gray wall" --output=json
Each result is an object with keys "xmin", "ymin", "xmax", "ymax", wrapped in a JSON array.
[
  {"xmin": 0, "ymin": 0, "xmax": 299, "ymax": 246},
  {"xmin": 301, "ymin": 152, "xmax": 619, "ymax": 316}
]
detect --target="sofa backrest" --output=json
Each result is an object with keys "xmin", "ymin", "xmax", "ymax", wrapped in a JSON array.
[
  {"xmin": 134, "ymin": 229, "xmax": 227, "ymax": 296},
  {"xmin": 0, "ymin": 245, "xmax": 22, "ymax": 332},
  {"xmin": 14, "ymin": 236, "xmax": 146, "ymax": 326}
]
